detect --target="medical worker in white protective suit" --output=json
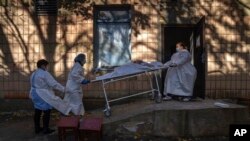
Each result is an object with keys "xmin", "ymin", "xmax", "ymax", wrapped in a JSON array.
[
  {"xmin": 163, "ymin": 42, "xmax": 197, "ymax": 102},
  {"xmin": 29, "ymin": 59, "xmax": 72, "ymax": 134},
  {"xmin": 64, "ymin": 54, "xmax": 90, "ymax": 116}
]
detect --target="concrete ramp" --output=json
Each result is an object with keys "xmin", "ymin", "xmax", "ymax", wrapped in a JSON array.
[{"xmin": 90, "ymin": 99, "xmax": 250, "ymax": 137}]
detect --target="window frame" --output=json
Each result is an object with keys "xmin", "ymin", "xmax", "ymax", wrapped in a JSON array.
[{"xmin": 93, "ymin": 4, "xmax": 132, "ymax": 69}]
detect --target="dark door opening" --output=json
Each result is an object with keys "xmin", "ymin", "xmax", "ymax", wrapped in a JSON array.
[{"xmin": 161, "ymin": 17, "xmax": 205, "ymax": 99}]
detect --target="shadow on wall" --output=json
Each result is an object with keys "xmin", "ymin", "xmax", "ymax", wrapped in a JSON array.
[{"xmin": 0, "ymin": 0, "xmax": 250, "ymax": 99}]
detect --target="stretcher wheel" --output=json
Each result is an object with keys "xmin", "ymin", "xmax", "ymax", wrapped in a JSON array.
[
  {"xmin": 104, "ymin": 109, "xmax": 111, "ymax": 117},
  {"xmin": 155, "ymin": 95, "xmax": 162, "ymax": 103}
]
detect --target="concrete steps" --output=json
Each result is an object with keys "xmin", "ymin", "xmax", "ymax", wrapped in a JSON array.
[{"xmin": 90, "ymin": 99, "xmax": 250, "ymax": 137}]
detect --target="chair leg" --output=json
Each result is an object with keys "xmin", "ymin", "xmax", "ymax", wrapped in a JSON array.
[
  {"xmin": 83, "ymin": 131, "xmax": 86, "ymax": 141},
  {"xmin": 62, "ymin": 129, "xmax": 66, "ymax": 141},
  {"xmin": 58, "ymin": 128, "xmax": 62, "ymax": 141},
  {"xmin": 99, "ymin": 126, "xmax": 103, "ymax": 141},
  {"xmin": 74, "ymin": 128, "xmax": 78, "ymax": 141},
  {"xmin": 98, "ymin": 131, "xmax": 101, "ymax": 141}
]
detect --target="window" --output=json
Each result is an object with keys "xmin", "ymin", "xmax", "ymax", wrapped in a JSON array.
[
  {"xmin": 94, "ymin": 5, "xmax": 132, "ymax": 68},
  {"xmin": 0, "ymin": 0, "xmax": 9, "ymax": 6},
  {"xmin": 35, "ymin": 0, "xmax": 57, "ymax": 15}
]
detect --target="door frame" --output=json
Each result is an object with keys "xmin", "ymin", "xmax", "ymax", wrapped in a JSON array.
[
  {"xmin": 160, "ymin": 17, "xmax": 206, "ymax": 98},
  {"xmin": 161, "ymin": 24, "xmax": 195, "ymax": 63},
  {"xmin": 193, "ymin": 16, "xmax": 206, "ymax": 99}
]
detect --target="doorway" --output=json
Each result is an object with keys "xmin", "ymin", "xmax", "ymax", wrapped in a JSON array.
[{"xmin": 161, "ymin": 17, "xmax": 205, "ymax": 99}]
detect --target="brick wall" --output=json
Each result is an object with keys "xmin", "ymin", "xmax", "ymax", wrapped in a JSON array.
[
  {"xmin": 0, "ymin": 0, "xmax": 250, "ymax": 100},
  {"xmin": 202, "ymin": 0, "xmax": 250, "ymax": 99},
  {"xmin": 159, "ymin": 0, "xmax": 250, "ymax": 99},
  {"xmin": 0, "ymin": 0, "xmax": 159, "ymax": 99}
]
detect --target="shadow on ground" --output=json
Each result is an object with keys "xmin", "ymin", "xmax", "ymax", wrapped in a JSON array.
[{"xmin": 0, "ymin": 107, "xmax": 230, "ymax": 141}]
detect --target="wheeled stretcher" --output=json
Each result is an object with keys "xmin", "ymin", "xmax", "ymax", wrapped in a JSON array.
[{"xmin": 91, "ymin": 66, "xmax": 165, "ymax": 117}]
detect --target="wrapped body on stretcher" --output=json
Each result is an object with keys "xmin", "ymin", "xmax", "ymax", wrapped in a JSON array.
[
  {"xmin": 92, "ymin": 61, "xmax": 164, "ymax": 117},
  {"xmin": 95, "ymin": 61, "xmax": 164, "ymax": 81}
]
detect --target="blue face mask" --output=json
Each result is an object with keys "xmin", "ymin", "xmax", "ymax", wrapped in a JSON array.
[{"xmin": 176, "ymin": 48, "xmax": 181, "ymax": 52}]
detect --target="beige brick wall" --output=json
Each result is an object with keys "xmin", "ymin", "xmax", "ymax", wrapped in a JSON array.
[
  {"xmin": 157, "ymin": 0, "xmax": 250, "ymax": 99},
  {"xmin": 204, "ymin": 0, "xmax": 250, "ymax": 98},
  {"xmin": 0, "ymin": 0, "xmax": 250, "ymax": 99},
  {"xmin": 0, "ymin": 0, "xmax": 160, "ymax": 99}
]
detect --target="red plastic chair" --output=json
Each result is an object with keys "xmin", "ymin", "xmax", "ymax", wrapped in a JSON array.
[
  {"xmin": 79, "ymin": 117, "xmax": 103, "ymax": 141},
  {"xmin": 57, "ymin": 116, "xmax": 80, "ymax": 141}
]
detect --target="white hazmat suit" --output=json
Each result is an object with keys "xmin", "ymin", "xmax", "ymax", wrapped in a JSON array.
[
  {"xmin": 29, "ymin": 68, "xmax": 72, "ymax": 115},
  {"xmin": 64, "ymin": 62, "xmax": 86, "ymax": 116},
  {"xmin": 164, "ymin": 49, "xmax": 197, "ymax": 97}
]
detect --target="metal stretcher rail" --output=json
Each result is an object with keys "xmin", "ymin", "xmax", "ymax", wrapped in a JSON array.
[{"xmin": 91, "ymin": 67, "xmax": 165, "ymax": 117}]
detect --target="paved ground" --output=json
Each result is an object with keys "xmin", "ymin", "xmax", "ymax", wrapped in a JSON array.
[
  {"xmin": 0, "ymin": 99, "xmax": 240, "ymax": 141},
  {"xmin": 0, "ymin": 111, "xmax": 172, "ymax": 141},
  {"xmin": 90, "ymin": 98, "xmax": 247, "ymax": 124},
  {"xmin": 0, "ymin": 115, "xmax": 229, "ymax": 141}
]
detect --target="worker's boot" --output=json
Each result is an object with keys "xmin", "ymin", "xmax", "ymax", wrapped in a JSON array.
[
  {"xmin": 42, "ymin": 109, "xmax": 55, "ymax": 134},
  {"xmin": 163, "ymin": 95, "xmax": 172, "ymax": 101},
  {"xmin": 34, "ymin": 109, "xmax": 42, "ymax": 134}
]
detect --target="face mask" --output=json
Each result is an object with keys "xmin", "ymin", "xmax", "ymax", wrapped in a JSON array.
[
  {"xmin": 176, "ymin": 48, "xmax": 181, "ymax": 52},
  {"xmin": 77, "ymin": 61, "xmax": 83, "ymax": 66},
  {"xmin": 82, "ymin": 59, "xmax": 86, "ymax": 65}
]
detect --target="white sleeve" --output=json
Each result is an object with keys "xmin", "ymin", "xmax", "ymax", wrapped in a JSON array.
[
  {"xmin": 45, "ymin": 72, "xmax": 65, "ymax": 92},
  {"xmin": 174, "ymin": 52, "xmax": 191, "ymax": 66},
  {"xmin": 163, "ymin": 60, "xmax": 172, "ymax": 68},
  {"xmin": 71, "ymin": 65, "xmax": 85, "ymax": 83}
]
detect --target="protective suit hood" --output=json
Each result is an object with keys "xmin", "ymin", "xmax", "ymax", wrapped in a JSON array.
[{"xmin": 74, "ymin": 54, "xmax": 86, "ymax": 66}]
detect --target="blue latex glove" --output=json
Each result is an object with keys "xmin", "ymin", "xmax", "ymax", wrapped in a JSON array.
[{"xmin": 81, "ymin": 79, "xmax": 90, "ymax": 85}]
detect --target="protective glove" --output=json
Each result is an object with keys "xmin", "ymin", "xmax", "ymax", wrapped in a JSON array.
[
  {"xmin": 163, "ymin": 63, "xmax": 169, "ymax": 68},
  {"xmin": 163, "ymin": 61, "xmax": 172, "ymax": 68},
  {"xmin": 60, "ymin": 88, "xmax": 66, "ymax": 97},
  {"xmin": 81, "ymin": 79, "xmax": 90, "ymax": 85},
  {"xmin": 59, "ymin": 93, "xmax": 65, "ymax": 99},
  {"xmin": 169, "ymin": 63, "xmax": 177, "ymax": 67}
]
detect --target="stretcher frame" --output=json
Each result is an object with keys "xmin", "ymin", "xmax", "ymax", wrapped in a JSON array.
[{"xmin": 91, "ymin": 67, "xmax": 164, "ymax": 117}]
